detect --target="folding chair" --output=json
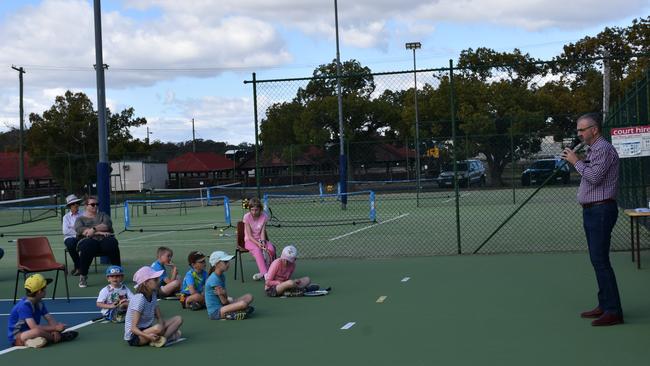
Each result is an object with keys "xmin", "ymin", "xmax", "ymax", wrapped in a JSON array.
[
  {"xmin": 14, "ymin": 237, "xmax": 70, "ymax": 304},
  {"xmin": 233, "ymin": 221, "xmax": 248, "ymax": 283}
]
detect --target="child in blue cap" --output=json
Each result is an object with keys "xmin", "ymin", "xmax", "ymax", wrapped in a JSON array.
[{"xmin": 96, "ymin": 265, "xmax": 133, "ymax": 322}]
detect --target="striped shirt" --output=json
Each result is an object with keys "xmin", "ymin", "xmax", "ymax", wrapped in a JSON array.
[
  {"xmin": 124, "ymin": 292, "xmax": 158, "ymax": 340},
  {"xmin": 575, "ymin": 136, "xmax": 619, "ymax": 205}
]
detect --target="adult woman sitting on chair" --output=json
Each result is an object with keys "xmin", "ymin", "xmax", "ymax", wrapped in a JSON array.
[
  {"xmin": 62, "ymin": 194, "xmax": 83, "ymax": 276},
  {"xmin": 74, "ymin": 196, "xmax": 121, "ymax": 288}
]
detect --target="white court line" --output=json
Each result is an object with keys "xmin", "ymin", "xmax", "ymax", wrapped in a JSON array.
[
  {"xmin": 328, "ymin": 213, "xmax": 410, "ymax": 241},
  {"xmin": 401, "ymin": 277, "xmax": 410, "ymax": 282},
  {"xmin": 376, "ymin": 296, "xmax": 387, "ymax": 303},
  {"xmin": 0, "ymin": 311, "xmax": 100, "ymax": 317},
  {"xmin": 442, "ymin": 192, "xmax": 472, "ymax": 203},
  {"xmin": 340, "ymin": 322, "xmax": 356, "ymax": 330},
  {"xmin": 0, "ymin": 319, "xmax": 98, "ymax": 355},
  {"xmin": 0, "ymin": 296, "xmax": 97, "ymax": 302}
]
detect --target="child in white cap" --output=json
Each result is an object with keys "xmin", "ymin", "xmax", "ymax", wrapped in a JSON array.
[
  {"xmin": 205, "ymin": 251, "xmax": 255, "ymax": 320},
  {"xmin": 265, "ymin": 245, "xmax": 317, "ymax": 297},
  {"xmin": 124, "ymin": 266, "xmax": 183, "ymax": 347}
]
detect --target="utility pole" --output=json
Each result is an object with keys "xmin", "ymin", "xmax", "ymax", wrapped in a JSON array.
[
  {"xmin": 146, "ymin": 126, "xmax": 152, "ymax": 145},
  {"xmin": 192, "ymin": 118, "xmax": 196, "ymax": 152},
  {"xmin": 11, "ymin": 65, "xmax": 26, "ymax": 199}
]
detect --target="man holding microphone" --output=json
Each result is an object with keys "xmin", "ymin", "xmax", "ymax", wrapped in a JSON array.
[{"xmin": 561, "ymin": 112, "xmax": 623, "ymax": 326}]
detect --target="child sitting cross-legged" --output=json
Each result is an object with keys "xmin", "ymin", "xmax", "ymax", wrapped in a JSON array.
[
  {"xmin": 265, "ymin": 245, "xmax": 321, "ymax": 297},
  {"xmin": 206, "ymin": 251, "xmax": 254, "ymax": 320},
  {"xmin": 7, "ymin": 274, "xmax": 78, "ymax": 348},
  {"xmin": 150, "ymin": 246, "xmax": 180, "ymax": 298},
  {"xmin": 124, "ymin": 266, "xmax": 183, "ymax": 347},
  {"xmin": 179, "ymin": 251, "xmax": 207, "ymax": 310},
  {"xmin": 96, "ymin": 265, "xmax": 132, "ymax": 323}
]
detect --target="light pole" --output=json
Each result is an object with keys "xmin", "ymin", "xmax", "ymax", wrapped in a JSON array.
[
  {"xmin": 406, "ymin": 42, "xmax": 422, "ymax": 207},
  {"xmin": 146, "ymin": 126, "xmax": 153, "ymax": 146},
  {"xmin": 334, "ymin": 0, "xmax": 347, "ymax": 209}
]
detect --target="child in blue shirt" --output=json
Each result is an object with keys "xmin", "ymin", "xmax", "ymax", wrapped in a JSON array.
[
  {"xmin": 205, "ymin": 251, "xmax": 254, "ymax": 320},
  {"xmin": 7, "ymin": 274, "xmax": 78, "ymax": 348},
  {"xmin": 180, "ymin": 251, "xmax": 207, "ymax": 310},
  {"xmin": 151, "ymin": 246, "xmax": 180, "ymax": 297}
]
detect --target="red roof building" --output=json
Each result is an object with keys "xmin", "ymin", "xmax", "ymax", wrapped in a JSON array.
[
  {"xmin": 166, "ymin": 152, "xmax": 237, "ymax": 188},
  {"xmin": 0, "ymin": 152, "xmax": 53, "ymax": 181}
]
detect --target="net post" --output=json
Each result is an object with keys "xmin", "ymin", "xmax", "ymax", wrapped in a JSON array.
[
  {"xmin": 206, "ymin": 186, "xmax": 212, "ymax": 206},
  {"xmin": 124, "ymin": 201, "xmax": 130, "ymax": 230},
  {"xmin": 224, "ymin": 196, "xmax": 231, "ymax": 226},
  {"xmin": 263, "ymin": 194, "xmax": 269, "ymax": 216},
  {"xmin": 369, "ymin": 191, "xmax": 376, "ymax": 222}
]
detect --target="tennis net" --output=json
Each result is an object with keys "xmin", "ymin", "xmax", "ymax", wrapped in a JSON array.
[{"xmin": 0, "ymin": 195, "xmax": 62, "ymax": 228}]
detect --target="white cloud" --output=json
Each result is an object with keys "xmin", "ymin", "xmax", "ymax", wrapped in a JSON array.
[{"xmin": 133, "ymin": 95, "xmax": 253, "ymax": 144}]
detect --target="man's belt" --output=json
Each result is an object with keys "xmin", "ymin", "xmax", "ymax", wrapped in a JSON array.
[{"xmin": 581, "ymin": 199, "xmax": 616, "ymax": 209}]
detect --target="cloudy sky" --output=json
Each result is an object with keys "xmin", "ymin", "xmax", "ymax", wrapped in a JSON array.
[{"xmin": 0, "ymin": 0, "xmax": 647, "ymax": 145}]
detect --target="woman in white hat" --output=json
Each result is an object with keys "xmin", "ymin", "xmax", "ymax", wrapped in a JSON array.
[{"xmin": 62, "ymin": 194, "xmax": 83, "ymax": 275}]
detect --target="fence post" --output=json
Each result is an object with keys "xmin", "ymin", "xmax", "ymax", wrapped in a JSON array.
[
  {"xmin": 252, "ymin": 72, "xmax": 261, "ymax": 198},
  {"xmin": 449, "ymin": 59, "xmax": 461, "ymax": 255},
  {"xmin": 511, "ymin": 122, "xmax": 515, "ymax": 204}
]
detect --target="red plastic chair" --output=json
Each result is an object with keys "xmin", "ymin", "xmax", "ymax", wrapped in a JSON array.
[
  {"xmin": 14, "ymin": 237, "xmax": 70, "ymax": 304},
  {"xmin": 233, "ymin": 221, "xmax": 248, "ymax": 283}
]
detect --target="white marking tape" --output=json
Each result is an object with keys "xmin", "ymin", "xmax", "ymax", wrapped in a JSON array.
[
  {"xmin": 376, "ymin": 296, "xmax": 387, "ymax": 303},
  {"xmin": 329, "ymin": 213, "xmax": 410, "ymax": 241},
  {"xmin": 0, "ymin": 319, "xmax": 96, "ymax": 355},
  {"xmin": 340, "ymin": 322, "xmax": 356, "ymax": 330},
  {"xmin": 401, "ymin": 277, "xmax": 410, "ymax": 282}
]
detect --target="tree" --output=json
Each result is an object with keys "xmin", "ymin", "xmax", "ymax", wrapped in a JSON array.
[{"xmin": 27, "ymin": 91, "xmax": 147, "ymax": 192}]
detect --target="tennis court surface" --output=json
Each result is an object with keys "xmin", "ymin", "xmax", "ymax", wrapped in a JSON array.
[{"xmin": 1, "ymin": 253, "xmax": 650, "ymax": 365}]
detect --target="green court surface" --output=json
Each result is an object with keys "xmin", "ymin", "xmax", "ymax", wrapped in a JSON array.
[
  {"xmin": 1, "ymin": 186, "xmax": 649, "ymax": 364},
  {"xmin": 1, "ymin": 253, "xmax": 650, "ymax": 365}
]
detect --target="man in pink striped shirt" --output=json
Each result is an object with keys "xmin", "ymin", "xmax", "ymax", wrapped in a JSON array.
[{"xmin": 561, "ymin": 113, "xmax": 623, "ymax": 326}]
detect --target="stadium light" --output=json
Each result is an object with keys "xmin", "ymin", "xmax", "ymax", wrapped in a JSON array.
[{"xmin": 405, "ymin": 41, "xmax": 422, "ymax": 206}]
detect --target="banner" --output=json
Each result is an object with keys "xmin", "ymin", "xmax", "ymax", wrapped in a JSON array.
[{"xmin": 611, "ymin": 125, "xmax": 650, "ymax": 158}]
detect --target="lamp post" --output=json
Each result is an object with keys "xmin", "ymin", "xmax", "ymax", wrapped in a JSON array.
[
  {"xmin": 334, "ymin": 0, "xmax": 347, "ymax": 209},
  {"xmin": 405, "ymin": 42, "xmax": 422, "ymax": 207}
]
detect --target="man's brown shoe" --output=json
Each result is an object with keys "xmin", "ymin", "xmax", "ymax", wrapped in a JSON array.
[
  {"xmin": 580, "ymin": 307, "xmax": 604, "ymax": 318},
  {"xmin": 591, "ymin": 313, "xmax": 624, "ymax": 326}
]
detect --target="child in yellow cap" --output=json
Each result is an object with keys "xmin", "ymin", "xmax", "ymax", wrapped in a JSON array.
[{"xmin": 7, "ymin": 274, "xmax": 78, "ymax": 348}]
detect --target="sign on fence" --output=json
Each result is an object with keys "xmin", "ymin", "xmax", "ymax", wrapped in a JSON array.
[{"xmin": 611, "ymin": 125, "xmax": 650, "ymax": 158}]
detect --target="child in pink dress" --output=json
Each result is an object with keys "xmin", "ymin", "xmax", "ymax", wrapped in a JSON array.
[{"xmin": 242, "ymin": 197, "xmax": 277, "ymax": 281}]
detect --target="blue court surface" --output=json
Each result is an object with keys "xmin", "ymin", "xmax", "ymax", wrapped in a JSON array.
[{"xmin": 0, "ymin": 297, "xmax": 101, "ymax": 351}]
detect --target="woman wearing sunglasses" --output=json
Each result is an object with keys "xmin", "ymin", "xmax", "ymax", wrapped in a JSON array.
[{"xmin": 74, "ymin": 196, "xmax": 122, "ymax": 288}]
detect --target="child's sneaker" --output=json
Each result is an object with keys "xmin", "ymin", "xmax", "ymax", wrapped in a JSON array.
[
  {"xmin": 149, "ymin": 336, "xmax": 167, "ymax": 348},
  {"xmin": 245, "ymin": 306, "xmax": 255, "ymax": 316},
  {"xmin": 188, "ymin": 301, "xmax": 204, "ymax": 311},
  {"xmin": 179, "ymin": 294, "xmax": 187, "ymax": 308},
  {"xmin": 305, "ymin": 284, "xmax": 320, "ymax": 292},
  {"xmin": 78, "ymin": 275, "xmax": 87, "ymax": 288},
  {"xmin": 166, "ymin": 330, "xmax": 182, "ymax": 345},
  {"xmin": 113, "ymin": 312, "xmax": 125, "ymax": 323},
  {"xmin": 225, "ymin": 311, "xmax": 247, "ymax": 320},
  {"xmin": 59, "ymin": 331, "xmax": 78, "ymax": 343},
  {"xmin": 284, "ymin": 288, "xmax": 305, "ymax": 297},
  {"xmin": 24, "ymin": 337, "xmax": 47, "ymax": 348},
  {"xmin": 252, "ymin": 273, "xmax": 264, "ymax": 281}
]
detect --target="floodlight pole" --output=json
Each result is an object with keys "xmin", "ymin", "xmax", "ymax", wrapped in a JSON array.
[
  {"xmin": 146, "ymin": 126, "xmax": 152, "ymax": 146},
  {"xmin": 192, "ymin": 118, "xmax": 196, "ymax": 152},
  {"xmin": 406, "ymin": 42, "xmax": 422, "ymax": 207},
  {"xmin": 93, "ymin": 0, "xmax": 110, "ymax": 216},
  {"xmin": 11, "ymin": 65, "xmax": 26, "ymax": 199},
  {"xmin": 334, "ymin": 0, "xmax": 347, "ymax": 209}
]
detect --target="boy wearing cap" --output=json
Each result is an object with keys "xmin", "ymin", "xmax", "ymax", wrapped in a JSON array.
[
  {"xmin": 206, "ymin": 251, "xmax": 254, "ymax": 320},
  {"xmin": 7, "ymin": 274, "xmax": 78, "ymax": 348},
  {"xmin": 62, "ymin": 194, "xmax": 83, "ymax": 275},
  {"xmin": 96, "ymin": 265, "xmax": 133, "ymax": 323},
  {"xmin": 179, "ymin": 251, "xmax": 208, "ymax": 310}
]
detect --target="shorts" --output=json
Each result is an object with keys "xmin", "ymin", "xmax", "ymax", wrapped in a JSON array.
[
  {"xmin": 265, "ymin": 286, "xmax": 279, "ymax": 297},
  {"xmin": 126, "ymin": 328, "xmax": 147, "ymax": 346}
]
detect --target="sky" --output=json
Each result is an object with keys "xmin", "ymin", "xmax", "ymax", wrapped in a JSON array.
[{"xmin": 0, "ymin": 0, "xmax": 648, "ymax": 145}]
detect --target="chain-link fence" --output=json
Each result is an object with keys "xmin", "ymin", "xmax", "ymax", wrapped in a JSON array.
[{"xmin": 243, "ymin": 56, "xmax": 650, "ymax": 258}]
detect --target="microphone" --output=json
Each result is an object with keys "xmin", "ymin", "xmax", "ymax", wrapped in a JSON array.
[{"xmin": 568, "ymin": 137, "xmax": 585, "ymax": 153}]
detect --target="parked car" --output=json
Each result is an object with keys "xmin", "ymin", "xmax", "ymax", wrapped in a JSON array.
[
  {"xmin": 437, "ymin": 159, "xmax": 486, "ymax": 188},
  {"xmin": 521, "ymin": 158, "xmax": 570, "ymax": 186}
]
